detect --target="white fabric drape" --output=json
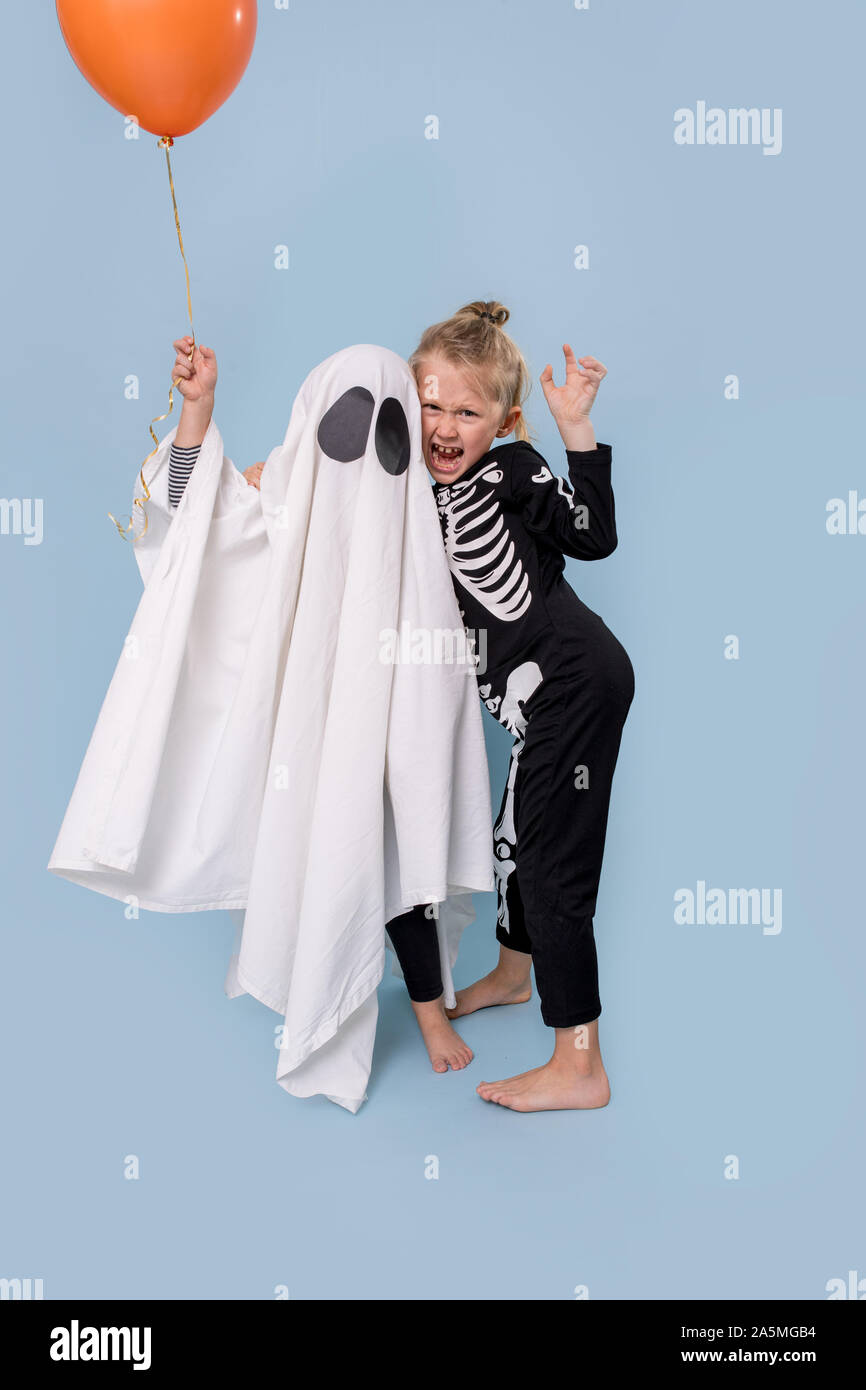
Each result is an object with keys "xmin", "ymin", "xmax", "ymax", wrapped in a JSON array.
[{"xmin": 48, "ymin": 344, "xmax": 494, "ymax": 1111}]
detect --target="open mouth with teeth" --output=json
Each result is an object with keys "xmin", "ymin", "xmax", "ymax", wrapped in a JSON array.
[{"xmin": 430, "ymin": 442, "xmax": 465, "ymax": 471}]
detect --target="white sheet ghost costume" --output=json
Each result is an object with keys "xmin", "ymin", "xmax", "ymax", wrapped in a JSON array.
[{"xmin": 47, "ymin": 344, "xmax": 494, "ymax": 1111}]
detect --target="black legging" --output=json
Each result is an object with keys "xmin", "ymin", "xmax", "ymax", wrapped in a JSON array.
[{"xmin": 386, "ymin": 904, "xmax": 443, "ymax": 1002}]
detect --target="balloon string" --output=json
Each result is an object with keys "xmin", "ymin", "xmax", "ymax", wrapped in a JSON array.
[{"xmin": 108, "ymin": 135, "xmax": 196, "ymax": 542}]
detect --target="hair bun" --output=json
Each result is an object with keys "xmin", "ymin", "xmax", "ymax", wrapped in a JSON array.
[{"xmin": 457, "ymin": 299, "xmax": 510, "ymax": 329}]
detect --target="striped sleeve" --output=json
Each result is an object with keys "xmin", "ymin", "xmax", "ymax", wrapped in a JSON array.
[{"xmin": 168, "ymin": 442, "xmax": 201, "ymax": 509}]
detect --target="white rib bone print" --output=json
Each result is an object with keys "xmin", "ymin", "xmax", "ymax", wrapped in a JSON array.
[{"xmin": 436, "ymin": 465, "xmax": 532, "ymax": 621}]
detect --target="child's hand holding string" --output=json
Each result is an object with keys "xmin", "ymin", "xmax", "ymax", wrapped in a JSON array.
[
  {"xmin": 172, "ymin": 335, "xmax": 217, "ymax": 448},
  {"xmin": 171, "ymin": 336, "xmax": 217, "ymax": 403},
  {"xmin": 539, "ymin": 344, "xmax": 607, "ymax": 451}
]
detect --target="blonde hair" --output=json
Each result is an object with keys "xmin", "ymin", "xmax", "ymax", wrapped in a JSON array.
[{"xmin": 408, "ymin": 299, "xmax": 534, "ymax": 444}]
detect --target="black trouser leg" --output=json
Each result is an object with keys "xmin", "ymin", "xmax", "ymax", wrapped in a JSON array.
[
  {"xmin": 493, "ymin": 620, "xmax": 635, "ymax": 1030},
  {"xmin": 528, "ymin": 907, "xmax": 602, "ymax": 1028},
  {"xmin": 385, "ymin": 903, "xmax": 444, "ymax": 1003},
  {"xmin": 495, "ymin": 869, "xmax": 601, "ymax": 1025}
]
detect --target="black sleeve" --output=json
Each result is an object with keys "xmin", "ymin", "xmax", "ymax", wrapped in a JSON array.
[
  {"xmin": 508, "ymin": 440, "xmax": 618, "ymax": 560},
  {"xmin": 168, "ymin": 442, "xmax": 201, "ymax": 509}
]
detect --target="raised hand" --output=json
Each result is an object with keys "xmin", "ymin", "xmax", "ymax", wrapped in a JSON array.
[
  {"xmin": 539, "ymin": 345, "xmax": 607, "ymax": 435},
  {"xmin": 171, "ymin": 335, "xmax": 218, "ymax": 404}
]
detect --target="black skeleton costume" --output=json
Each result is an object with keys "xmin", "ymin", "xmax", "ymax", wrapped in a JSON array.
[{"xmin": 431, "ymin": 438, "xmax": 635, "ymax": 1028}]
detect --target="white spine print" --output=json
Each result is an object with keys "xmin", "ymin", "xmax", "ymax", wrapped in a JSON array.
[{"xmin": 437, "ymin": 466, "xmax": 532, "ymax": 621}]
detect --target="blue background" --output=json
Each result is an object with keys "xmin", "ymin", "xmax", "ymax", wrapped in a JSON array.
[{"xmin": 1, "ymin": 0, "xmax": 863, "ymax": 1300}]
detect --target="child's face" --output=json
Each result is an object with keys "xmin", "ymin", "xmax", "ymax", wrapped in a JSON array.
[{"xmin": 415, "ymin": 354, "xmax": 517, "ymax": 484}]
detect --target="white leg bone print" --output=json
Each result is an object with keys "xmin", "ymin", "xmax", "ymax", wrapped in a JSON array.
[
  {"xmin": 494, "ymin": 738, "xmax": 522, "ymax": 936},
  {"xmin": 492, "ymin": 662, "xmax": 544, "ymax": 935},
  {"xmin": 437, "ymin": 465, "xmax": 532, "ymax": 621}
]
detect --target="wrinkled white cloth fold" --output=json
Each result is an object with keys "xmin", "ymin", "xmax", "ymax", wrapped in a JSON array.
[{"xmin": 48, "ymin": 344, "xmax": 494, "ymax": 1111}]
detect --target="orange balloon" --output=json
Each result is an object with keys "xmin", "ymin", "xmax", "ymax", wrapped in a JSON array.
[{"xmin": 56, "ymin": 0, "xmax": 257, "ymax": 138}]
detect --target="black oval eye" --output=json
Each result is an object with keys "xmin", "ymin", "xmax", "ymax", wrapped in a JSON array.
[
  {"xmin": 375, "ymin": 396, "xmax": 410, "ymax": 475},
  {"xmin": 316, "ymin": 386, "xmax": 375, "ymax": 461}
]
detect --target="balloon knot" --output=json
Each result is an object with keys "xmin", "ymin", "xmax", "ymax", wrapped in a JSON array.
[{"xmin": 158, "ymin": 135, "xmax": 174, "ymax": 148}]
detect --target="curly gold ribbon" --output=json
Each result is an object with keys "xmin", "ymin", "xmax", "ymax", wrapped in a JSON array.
[{"xmin": 108, "ymin": 135, "xmax": 197, "ymax": 542}]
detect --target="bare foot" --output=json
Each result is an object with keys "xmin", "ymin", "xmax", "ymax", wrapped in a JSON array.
[
  {"xmin": 476, "ymin": 1020, "xmax": 610, "ymax": 1111},
  {"xmin": 445, "ymin": 945, "xmax": 532, "ymax": 1019},
  {"xmin": 477, "ymin": 1058, "xmax": 610, "ymax": 1111},
  {"xmin": 411, "ymin": 997, "xmax": 474, "ymax": 1073}
]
